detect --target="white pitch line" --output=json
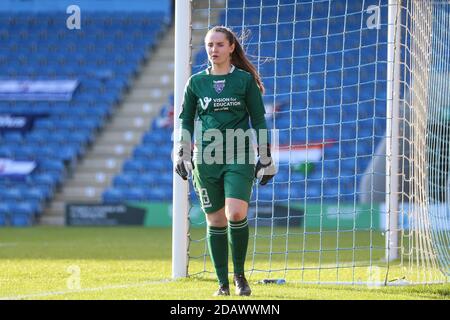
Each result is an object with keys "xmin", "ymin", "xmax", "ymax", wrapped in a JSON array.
[
  {"xmin": 0, "ymin": 278, "xmax": 173, "ymax": 300},
  {"xmin": 0, "ymin": 243, "xmax": 18, "ymax": 247}
]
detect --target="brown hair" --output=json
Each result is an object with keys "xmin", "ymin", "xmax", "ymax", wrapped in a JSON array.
[{"xmin": 206, "ymin": 26, "xmax": 265, "ymax": 95}]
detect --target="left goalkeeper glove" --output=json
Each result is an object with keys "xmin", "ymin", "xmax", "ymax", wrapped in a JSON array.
[
  {"xmin": 255, "ymin": 143, "xmax": 276, "ymax": 185},
  {"xmin": 175, "ymin": 141, "xmax": 194, "ymax": 181}
]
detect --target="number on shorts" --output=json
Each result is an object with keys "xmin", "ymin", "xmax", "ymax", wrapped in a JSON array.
[{"xmin": 200, "ymin": 188, "xmax": 212, "ymax": 208}]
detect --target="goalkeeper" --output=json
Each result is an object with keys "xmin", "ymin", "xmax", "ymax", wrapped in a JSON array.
[{"xmin": 175, "ymin": 26, "xmax": 275, "ymax": 297}]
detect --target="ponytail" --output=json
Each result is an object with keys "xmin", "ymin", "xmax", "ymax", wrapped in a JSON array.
[{"xmin": 206, "ymin": 26, "xmax": 265, "ymax": 95}]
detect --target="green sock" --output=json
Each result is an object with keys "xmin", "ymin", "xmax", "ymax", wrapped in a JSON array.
[
  {"xmin": 207, "ymin": 225, "xmax": 229, "ymax": 286},
  {"xmin": 228, "ymin": 217, "xmax": 249, "ymax": 275}
]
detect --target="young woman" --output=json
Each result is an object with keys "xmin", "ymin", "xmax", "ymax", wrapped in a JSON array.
[{"xmin": 175, "ymin": 26, "xmax": 275, "ymax": 296}]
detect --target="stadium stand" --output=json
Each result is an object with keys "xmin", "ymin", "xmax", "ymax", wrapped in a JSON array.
[
  {"xmin": 104, "ymin": 1, "xmax": 387, "ymax": 205},
  {"xmin": 0, "ymin": 11, "xmax": 169, "ymax": 226},
  {"xmin": 1, "ymin": 0, "xmax": 388, "ymax": 226}
]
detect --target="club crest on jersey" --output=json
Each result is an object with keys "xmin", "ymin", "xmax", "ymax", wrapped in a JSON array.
[{"xmin": 213, "ymin": 80, "xmax": 226, "ymax": 94}]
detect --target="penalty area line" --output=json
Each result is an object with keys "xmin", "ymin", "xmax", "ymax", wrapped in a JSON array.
[{"xmin": 0, "ymin": 278, "xmax": 173, "ymax": 300}]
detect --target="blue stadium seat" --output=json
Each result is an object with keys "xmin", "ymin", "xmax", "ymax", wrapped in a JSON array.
[
  {"xmin": 10, "ymin": 146, "xmax": 34, "ymax": 160},
  {"xmin": 274, "ymin": 185, "xmax": 290, "ymax": 200},
  {"xmin": 0, "ymin": 212, "xmax": 7, "ymax": 226},
  {"xmin": 325, "ymin": 70, "xmax": 342, "ymax": 88},
  {"xmin": 256, "ymin": 187, "xmax": 274, "ymax": 201},
  {"xmin": 0, "ymin": 203, "xmax": 11, "ymax": 226},
  {"xmin": 10, "ymin": 208, "xmax": 33, "ymax": 227},
  {"xmin": 306, "ymin": 181, "xmax": 322, "ymax": 199},
  {"xmin": 324, "ymin": 105, "xmax": 341, "ymax": 124},
  {"xmin": 136, "ymin": 173, "xmax": 159, "ymax": 186},
  {"xmin": 34, "ymin": 119, "xmax": 56, "ymax": 131},
  {"xmin": 26, "ymin": 131, "xmax": 48, "ymax": 145},
  {"xmin": 113, "ymin": 174, "xmax": 136, "ymax": 187},
  {"xmin": 123, "ymin": 188, "xmax": 146, "ymax": 201},
  {"xmin": 122, "ymin": 160, "xmax": 146, "ymax": 172},
  {"xmin": 33, "ymin": 172, "xmax": 61, "ymax": 187},
  {"xmin": 311, "ymin": 55, "xmax": 327, "ymax": 73},
  {"xmin": 0, "ymin": 188, "xmax": 22, "ymax": 202},
  {"xmin": 22, "ymin": 188, "xmax": 47, "ymax": 202},
  {"xmin": 102, "ymin": 188, "xmax": 124, "ymax": 204},
  {"xmin": 277, "ymin": 23, "xmax": 294, "ymax": 41},
  {"xmin": 2, "ymin": 132, "xmax": 24, "ymax": 144},
  {"xmin": 147, "ymin": 188, "xmax": 169, "ymax": 201}
]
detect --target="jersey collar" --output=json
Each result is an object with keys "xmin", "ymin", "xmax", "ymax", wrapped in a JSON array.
[{"xmin": 206, "ymin": 64, "xmax": 235, "ymax": 75}]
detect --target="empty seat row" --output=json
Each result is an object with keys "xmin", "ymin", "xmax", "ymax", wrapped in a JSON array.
[{"xmin": 0, "ymin": 11, "xmax": 169, "ymax": 226}]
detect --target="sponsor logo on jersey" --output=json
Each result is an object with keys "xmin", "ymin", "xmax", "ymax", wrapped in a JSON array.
[
  {"xmin": 199, "ymin": 97, "xmax": 212, "ymax": 110},
  {"xmin": 213, "ymin": 80, "xmax": 226, "ymax": 94}
]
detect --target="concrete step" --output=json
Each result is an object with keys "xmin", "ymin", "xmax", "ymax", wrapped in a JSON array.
[
  {"xmin": 151, "ymin": 47, "xmax": 174, "ymax": 58},
  {"xmin": 39, "ymin": 215, "xmax": 65, "ymax": 226},
  {"xmin": 134, "ymin": 75, "xmax": 173, "ymax": 87},
  {"xmin": 88, "ymin": 144, "xmax": 136, "ymax": 157},
  {"xmin": 156, "ymin": 40, "xmax": 175, "ymax": 49},
  {"xmin": 45, "ymin": 201, "xmax": 66, "ymax": 216},
  {"xmin": 119, "ymin": 100, "xmax": 167, "ymax": 108},
  {"xmin": 145, "ymin": 64, "xmax": 172, "ymax": 73},
  {"xmin": 101, "ymin": 125, "xmax": 148, "ymax": 135},
  {"xmin": 93, "ymin": 131, "xmax": 146, "ymax": 144},
  {"xmin": 126, "ymin": 88, "xmax": 173, "ymax": 102},
  {"xmin": 65, "ymin": 179, "xmax": 111, "ymax": 189},
  {"xmin": 67, "ymin": 172, "xmax": 115, "ymax": 185},
  {"xmin": 76, "ymin": 158, "xmax": 125, "ymax": 172},
  {"xmin": 108, "ymin": 116, "xmax": 155, "ymax": 130},
  {"xmin": 59, "ymin": 187, "xmax": 104, "ymax": 202},
  {"xmin": 145, "ymin": 55, "xmax": 173, "ymax": 65},
  {"xmin": 119, "ymin": 102, "xmax": 161, "ymax": 114},
  {"xmin": 160, "ymin": 33, "xmax": 174, "ymax": 42},
  {"xmin": 124, "ymin": 93, "xmax": 171, "ymax": 104},
  {"xmin": 148, "ymin": 62, "xmax": 174, "ymax": 73},
  {"xmin": 153, "ymin": 52, "xmax": 173, "ymax": 60}
]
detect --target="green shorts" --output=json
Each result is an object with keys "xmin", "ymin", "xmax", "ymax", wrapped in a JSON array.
[{"xmin": 192, "ymin": 162, "xmax": 255, "ymax": 214}]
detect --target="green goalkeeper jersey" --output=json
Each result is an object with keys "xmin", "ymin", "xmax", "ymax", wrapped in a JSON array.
[{"xmin": 179, "ymin": 65, "xmax": 268, "ymax": 162}]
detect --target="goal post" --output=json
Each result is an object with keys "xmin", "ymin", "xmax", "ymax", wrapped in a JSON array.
[
  {"xmin": 173, "ymin": 0, "xmax": 449, "ymax": 284},
  {"xmin": 172, "ymin": 0, "xmax": 191, "ymax": 279},
  {"xmin": 385, "ymin": 0, "xmax": 401, "ymax": 262}
]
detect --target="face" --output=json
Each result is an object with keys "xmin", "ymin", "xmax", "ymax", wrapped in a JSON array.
[{"xmin": 205, "ymin": 31, "xmax": 235, "ymax": 66}]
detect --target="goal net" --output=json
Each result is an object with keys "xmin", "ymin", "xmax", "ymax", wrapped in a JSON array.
[{"xmin": 173, "ymin": 0, "xmax": 450, "ymax": 285}]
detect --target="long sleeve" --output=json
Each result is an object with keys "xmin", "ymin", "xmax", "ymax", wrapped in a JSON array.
[
  {"xmin": 245, "ymin": 76, "xmax": 269, "ymax": 146},
  {"xmin": 178, "ymin": 78, "xmax": 197, "ymax": 142}
]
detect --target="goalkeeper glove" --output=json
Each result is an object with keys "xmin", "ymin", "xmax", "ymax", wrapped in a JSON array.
[
  {"xmin": 175, "ymin": 141, "xmax": 194, "ymax": 181},
  {"xmin": 255, "ymin": 143, "xmax": 276, "ymax": 185}
]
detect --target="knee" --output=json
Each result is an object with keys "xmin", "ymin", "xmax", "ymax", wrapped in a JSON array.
[
  {"xmin": 225, "ymin": 198, "xmax": 248, "ymax": 222},
  {"xmin": 226, "ymin": 210, "xmax": 246, "ymax": 222},
  {"xmin": 206, "ymin": 208, "xmax": 227, "ymax": 227}
]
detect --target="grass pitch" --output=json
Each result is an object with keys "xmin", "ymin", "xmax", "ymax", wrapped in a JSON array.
[{"xmin": 0, "ymin": 227, "xmax": 448, "ymax": 300}]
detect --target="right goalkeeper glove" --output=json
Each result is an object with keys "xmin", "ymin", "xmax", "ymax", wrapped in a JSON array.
[
  {"xmin": 255, "ymin": 143, "xmax": 276, "ymax": 185},
  {"xmin": 175, "ymin": 141, "xmax": 194, "ymax": 181}
]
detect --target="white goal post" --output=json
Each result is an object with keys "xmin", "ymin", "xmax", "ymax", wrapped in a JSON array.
[
  {"xmin": 385, "ymin": 0, "xmax": 401, "ymax": 262},
  {"xmin": 172, "ymin": 0, "xmax": 191, "ymax": 279}
]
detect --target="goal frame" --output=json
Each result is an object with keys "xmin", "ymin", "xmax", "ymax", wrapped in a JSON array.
[
  {"xmin": 172, "ymin": 0, "xmax": 404, "ymax": 282},
  {"xmin": 172, "ymin": 0, "xmax": 191, "ymax": 279}
]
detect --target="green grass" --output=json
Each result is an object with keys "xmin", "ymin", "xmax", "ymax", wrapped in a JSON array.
[{"xmin": 0, "ymin": 227, "xmax": 448, "ymax": 300}]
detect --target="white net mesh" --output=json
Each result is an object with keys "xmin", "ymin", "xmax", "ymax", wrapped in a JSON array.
[{"xmin": 182, "ymin": 0, "xmax": 449, "ymax": 285}]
